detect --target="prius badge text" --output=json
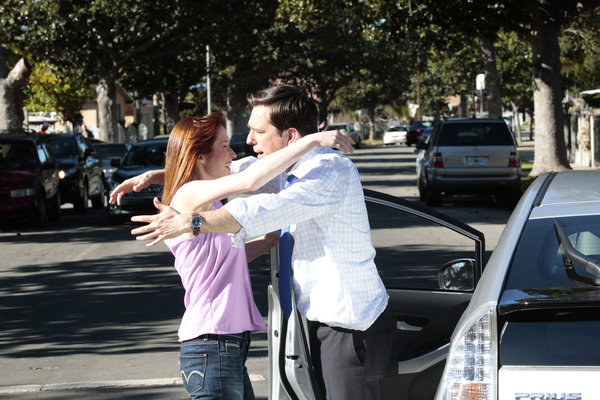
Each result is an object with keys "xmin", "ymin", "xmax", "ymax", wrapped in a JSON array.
[{"xmin": 515, "ymin": 394, "xmax": 582, "ymax": 400}]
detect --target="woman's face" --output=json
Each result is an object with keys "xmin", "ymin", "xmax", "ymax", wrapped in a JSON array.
[{"xmin": 198, "ymin": 126, "xmax": 236, "ymax": 180}]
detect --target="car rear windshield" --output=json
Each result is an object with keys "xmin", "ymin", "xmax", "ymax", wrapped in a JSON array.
[
  {"xmin": 504, "ymin": 215, "xmax": 600, "ymax": 290},
  {"xmin": 0, "ymin": 141, "xmax": 38, "ymax": 169},
  {"xmin": 122, "ymin": 143, "xmax": 167, "ymax": 167},
  {"xmin": 437, "ymin": 122, "xmax": 514, "ymax": 146}
]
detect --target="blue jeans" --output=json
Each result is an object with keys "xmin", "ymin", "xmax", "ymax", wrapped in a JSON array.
[{"xmin": 180, "ymin": 332, "xmax": 254, "ymax": 400}]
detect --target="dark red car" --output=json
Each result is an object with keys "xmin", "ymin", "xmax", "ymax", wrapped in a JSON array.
[
  {"xmin": 406, "ymin": 120, "xmax": 434, "ymax": 146},
  {"xmin": 0, "ymin": 130, "xmax": 61, "ymax": 225}
]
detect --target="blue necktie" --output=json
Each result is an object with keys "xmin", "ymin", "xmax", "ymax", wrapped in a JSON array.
[{"xmin": 279, "ymin": 174, "xmax": 296, "ymax": 319}]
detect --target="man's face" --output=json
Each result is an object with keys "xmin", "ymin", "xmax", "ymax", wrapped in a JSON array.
[{"xmin": 247, "ymin": 105, "xmax": 290, "ymax": 158}]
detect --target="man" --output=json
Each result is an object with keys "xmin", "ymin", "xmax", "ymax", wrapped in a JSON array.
[{"xmin": 110, "ymin": 85, "xmax": 392, "ymax": 400}]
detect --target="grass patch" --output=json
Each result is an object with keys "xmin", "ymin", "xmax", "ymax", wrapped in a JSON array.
[{"xmin": 520, "ymin": 160, "xmax": 535, "ymax": 191}]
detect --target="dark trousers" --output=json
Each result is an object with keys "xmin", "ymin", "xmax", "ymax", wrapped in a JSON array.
[{"xmin": 307, "ymin": 311, "xmax": 394, "ymax": 400}]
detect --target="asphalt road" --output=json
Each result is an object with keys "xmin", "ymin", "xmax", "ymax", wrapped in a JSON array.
[{"xmin": 0, "ymin": 144, "xmax": 514, "ymax": 399}]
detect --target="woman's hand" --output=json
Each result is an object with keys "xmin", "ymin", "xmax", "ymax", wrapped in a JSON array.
[{"xmin": 315, "ymin": 130, "xmax": 355, "ymax": 154}]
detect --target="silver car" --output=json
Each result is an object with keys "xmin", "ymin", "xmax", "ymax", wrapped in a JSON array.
[
  {"xmin": 416, "ymin": 119, "xmax": 521, "ymax": 207},
  {"xmin": 325, "ymin": 122, "xmax": 362, "ymax": 149},
  {"xmin": 435, "ymin": 170, "xmax": 600, "ymax": 400},
  {"xmin": 268, "ymin": 171, "xmax": 600, "ymax": 399}
]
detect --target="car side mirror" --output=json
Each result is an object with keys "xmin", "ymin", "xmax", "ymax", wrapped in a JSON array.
[
  {"xmin": 110, "ymin": 158, "xmax": 121, "ymax": 167},
  {"xmin": 415, "ymin": 141, "xmax": 427, "ymax": 150},
  {"xmin": 438, "ymin": 258, "xmax": 475, "ymax": 291}
]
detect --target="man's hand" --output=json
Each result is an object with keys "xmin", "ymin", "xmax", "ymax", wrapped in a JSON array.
[
  {"xmin": 109, "ymin": 170, "xmax": 163, "ymax": 205},
  {"xmin": 130, "ymin": 198, "xmax": 190, "ymax": 247}
]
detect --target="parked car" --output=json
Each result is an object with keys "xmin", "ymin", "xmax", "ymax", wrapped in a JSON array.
[
  {"xmin": 325, "ymin": 122, "xmax": 362, "ymax": 149},
  {"xmin": 46, "ymin": 134, "xmax": 105, "ymax": 212},
  {"xmin": 0, "ymin": 130, "xmax": 60, "ymax": 225},
  {"xmin": 383, "ymin": 125, "xmax": 409, "ymax": 145},
  {"xmin": 407, "ymin": 120, "xmax": 434, "ymax": 145},
  {"xmin": 268, "ymin": 188, "xmax": 485, "ymax": 400},
  {"xmin": 269, "ymin": 170, "xmax": 600, "ymax": 400},
  {"xmin": 435, "ymin": 170, "xmax": 600, "ymax": 400},
  {"xmin": 416, "ymin": 118, "xmax": 522, "ymax": 207},
  {"xmin": 419, "ymin": 126, "xmax": 434, "ymax": 143},
  {"xmin": 229, "ymin": 131, "xmax": 257, "ymax": 160},
  {"xmin": 93, "ymin": 143, "xmax": 131, "ymax": 181},
  {"xmin": 106, "ymin": 138, "xmax": 167, "ymax": 224}
]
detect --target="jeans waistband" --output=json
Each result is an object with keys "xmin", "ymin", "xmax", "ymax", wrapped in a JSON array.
[{"xmin": 184, "ymin": 331, "xmax": 249, "ymax": 343}]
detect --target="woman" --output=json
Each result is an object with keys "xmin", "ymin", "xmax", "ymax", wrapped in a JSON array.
[{"xmin": 161, "ymin": 112, "xmax": 353, "ymax": 399}]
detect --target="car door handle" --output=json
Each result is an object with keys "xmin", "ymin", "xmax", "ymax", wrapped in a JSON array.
[{"xmin": 396, "ymin": 320, "xmax": 423, "ymax": 332}]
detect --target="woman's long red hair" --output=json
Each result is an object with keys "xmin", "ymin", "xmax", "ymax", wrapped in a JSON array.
[{"xmin": 162, "ymin": 112, "xmax": 226, "ymax": 206}]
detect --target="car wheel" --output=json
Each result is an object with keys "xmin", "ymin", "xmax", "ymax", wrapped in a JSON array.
[
  {"xmin": 418, "ymin": 178, "xmax": 426, "ymax": 201},
  {"xmin": 91, "ymin": 180, "xmax": 105, "ymax": 209},
  {"xmin": 48, "ymin": 192, "xmax": 61, "ymax": 221},
  {"xmin": 425, "ymin": 187, "xmax": 442, "ymax": 206},
  {"xmin": 33, "ymin": 193, "xmax": 47, "ymax": 226},
  {"xmin": 74, "ymin": 183, "xmax": 89, "ymax": 213}
]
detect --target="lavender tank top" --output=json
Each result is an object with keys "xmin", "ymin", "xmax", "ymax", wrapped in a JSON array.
[{"xmin": 165, "ymin": 201, "xmax": 266, "ymax": 342}]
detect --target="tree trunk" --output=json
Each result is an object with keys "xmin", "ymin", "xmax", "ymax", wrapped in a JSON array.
[
  {"xmin": 96, "ymin": 70, "xmax": 119, "ymax": 143},
  {"xmin": 480, "ymin": 34, "xmax": 503, "ymax": 120},
  {"xmin": 0, "ymin": 53, "xmax": 30, "ymax": 130},
  {"xmin": 226, "ymin": 86, "xmax": 238, "ymax": 138},
  {"xmin": 528, "ymin": 6, "xmax": 570, "ymax": 176},
  {"xmin": 367, "ymin": 108, "xmax": 376, "ymax": 141},
  {"xmin": 163, "ymin": 91, "xmax": 179, "ymax": 135}
]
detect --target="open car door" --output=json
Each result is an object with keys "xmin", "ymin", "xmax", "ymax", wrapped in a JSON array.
[{"xmin": 267, "ymin": 189, "xmax": 485, "ymax": 400}]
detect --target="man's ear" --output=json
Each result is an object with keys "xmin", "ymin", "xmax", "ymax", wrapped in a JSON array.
[{"xmin": 287, "ymin": 128, "xmax": 301, "ymax": 144}]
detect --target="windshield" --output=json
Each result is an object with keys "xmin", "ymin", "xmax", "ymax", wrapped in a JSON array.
[
  {"xmin": 95, "ymin": 144, "xmax": 128, "ymax": 159},
  {"xmin": 0, "ymin": 141, "xmax": 38, "ymax": 169},
  {"xmin": 122, "ymin": 143, "xmax": 167, "ymax": 167},
  {"xmin": 48, "ymin": 136, "xmax": 78, "ymax": 158},
  {"xmin": 505, "ymin": 215, "xmax": 600, "ymax": 290},
  {"xmin": 437, "ymin": 122, "xmax": 514, "ymax": 146}
]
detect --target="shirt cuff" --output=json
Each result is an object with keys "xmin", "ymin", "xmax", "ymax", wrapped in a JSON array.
[{"xmin": 223, "ymin": 197, "xmax": 248, "ymax": 246}]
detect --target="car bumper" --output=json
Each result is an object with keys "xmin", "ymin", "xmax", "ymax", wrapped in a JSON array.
[
  {"xmin": 107, "ymin": 193, "xmax": 159, "ymax": 216},
  {"xmin": 0, "ymin": 197, "xmax": 37, "ymax": 220},
  {"xmin": 427, "ymin": 168, "xmax": 521, "ymax": 193}
]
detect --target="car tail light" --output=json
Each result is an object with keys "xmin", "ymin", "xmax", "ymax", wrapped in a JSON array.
[
  {"xmin": 436, "ymin": 302, "xmax": 498, "ymax": 400},
  {"xmin": 508, "ymin": 151, "xmax": 518, "ymax": 167},
  {"xmin": 433, "ymin": 152, "xmax": 444, "ymax": 168}
]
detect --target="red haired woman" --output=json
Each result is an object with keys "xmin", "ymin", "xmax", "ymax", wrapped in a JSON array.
[{"xmin": 160, "ymin": 112, "xmax": 352, "ymax": 399}]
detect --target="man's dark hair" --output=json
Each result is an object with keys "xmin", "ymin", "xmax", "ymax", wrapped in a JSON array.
[{"xmin": 247, "ymin": 85, "xmax": 318, "ymax": 136}]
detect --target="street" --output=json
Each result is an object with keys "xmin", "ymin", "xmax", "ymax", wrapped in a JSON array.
[{"xmin": 0, "ymin": 144, "xmax": 513, "ymax": 399}]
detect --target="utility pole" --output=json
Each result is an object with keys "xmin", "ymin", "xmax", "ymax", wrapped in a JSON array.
[{"xmin": 417, "ymin": 56, "xmax": 421, "ymax": 120}]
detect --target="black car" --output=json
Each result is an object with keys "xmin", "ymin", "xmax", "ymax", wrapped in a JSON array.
[
  {"xmin": 93, "ymin": 143, "xmax": 131, "ymax": 181},
  {"xmin": 229, "ymin": 131, "xmax": 257, "ymax": 160},
  {"xmin": 46, "ymin": 134, "xmax": 105, "ymax": 212},
  {"xmin": 0, "ymin": 130, "xmax": 61, "ymax": 225},
  {"xmin": 106, "ymin": 139, "xmax": 167, "ymax": 224}
]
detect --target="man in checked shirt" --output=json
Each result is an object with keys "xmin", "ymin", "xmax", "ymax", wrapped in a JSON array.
[{"xmin": 110, "ymin": 85, "xmax": 394, "ymax": 400}]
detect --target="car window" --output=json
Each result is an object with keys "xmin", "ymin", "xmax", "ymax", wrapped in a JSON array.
[
  {"xmin": 0, "ymin": 141, "xmax": 38, "ymax": 169},
  {"xmin": 367, "ymin": 201, "xmax": 480, "ymax": 290},
  {"xmin": 36, "ymin": 143, "xmax": 49, "ymax": 166},
  {"xmin": 75, "ymin": 135, "xmax": 88, "ymax": 156},
  {"xmin": 95, "ymin": 144, "xmax": 128, "ymax": 159},
  {"xmin": 437, "ymin": 123, "xmax": 513, "ymax": 146},
  {"xmin": 505, "ymin": 215, "xmax": 600, "ymax": 290},
  {"xmin": 122, "ymin": 143, "xmax": 167, "ymax": 167},
  {"xmin": 49, "ymin": 136, "xmax": 79, "ymax": 158}
]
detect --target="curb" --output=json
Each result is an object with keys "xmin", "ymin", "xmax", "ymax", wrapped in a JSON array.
[{"xmin": 0, "ymin": 374, "xmax": 265, "ymax": 394}]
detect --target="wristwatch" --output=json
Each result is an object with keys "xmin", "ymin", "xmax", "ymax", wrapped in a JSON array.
[{"xmin": 191, "ymin": 212, "xmax": 203, "ymax": 236}]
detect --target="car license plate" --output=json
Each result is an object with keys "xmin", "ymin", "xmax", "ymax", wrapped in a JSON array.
[{"xmin": 465, "ymin": 156, "xmax": 488, "ymax": 167}]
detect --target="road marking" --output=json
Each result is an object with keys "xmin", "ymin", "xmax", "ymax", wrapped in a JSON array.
[{"xmin": 0, "ymin": 374, "xmax": 265, "ymax": 394}]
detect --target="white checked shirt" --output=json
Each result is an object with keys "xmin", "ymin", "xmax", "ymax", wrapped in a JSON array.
[{"xmin": 225, "ymin": 148, "xmax": 388, "ymax": 330}]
